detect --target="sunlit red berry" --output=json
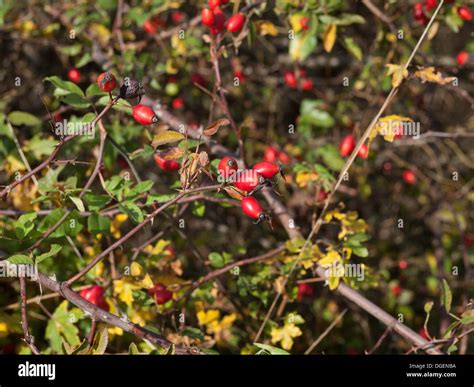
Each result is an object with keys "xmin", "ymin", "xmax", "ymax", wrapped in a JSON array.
[
  {"xmin": 171, "ymin": 11, "xmax": 184, "ymax": 24},
  {"xmin": 68, "ymin": 68, "xmax": 81, "ymax": 84},
  {"xmin": 241, "ymin": 196, "xmax": 266, "ymax": 221},
  {"xmin": 201, "ymin": 8, "xmax": 215, "ymax": 27},
  {"xmin": 226, "ymin": 13, "xmax": 245, "ymax": 33},
  {"xmin": 402, "ymin": 169, "xmax": 417, "ymax": 185},
  {"xmin": 154, "ymin": 154, "xmax": 181, "ymax": 172},
  {"xmin": 424, "ymin": 0, "xmax": 437, "ymax": 12},
  {"xmin": 457, "ymin": 51, "xmax": 469, "ymax": 66},
  {"xmin": 301, "ymin": 78, "xmax": 314, "ymax": 91},
  {"xmin": 300, "ymin": 16, "xmax": 310, "ymax": 30},
  {"xmin": 79, "ymin": 285, "xmax": 109, "ymax": 311},
  {"xmin": 97, "ymin": 72, "xmax": 117, "ymax": 92},
  {"xmin": 296, "ymin": 283, "xmax": 313, "ymax": 301},
  {"xmin": 218, "ymin": 156, "xmax": 238, "ymax": 179},
  {"xmin": 143, "ymin": 17, "xmax": 163, "ymax": 34},
  {"xmin": 148, "ymin": 283, "xmax": 173, "ymax": 305},
  {"xmin": 172, "ymin": 97, "xmax": 185, "ymax": 110},
  {"xmin": 391, "ymin": 284, "xmax": 402, "ymax": 296},
  {"xmin": 398, "ymin": 260, "xmax": 408, "ymax": 270},
  {"xmin": 132, "ymin": 104, "xmax": 158, "ymax": 125},
  {"xmin": 234, "ymin": 170, "xmax": 265, "ymax": 192},
  {"xmin": 208, "ymin": 0, "xmax": 221, "ymax": 9},
  {"xmin": 284, "ymin": 71, "xmax": 297, "ymax": 88},
  {"xmin": 458, "ymin": 6, "xmax": 472, "ymax": 21},
  {"xmin": 340, "ymin": 134, "xmax": 355, "ymax": 157},
  {"xmin": 264, "ymin": 146, "xmax": 279, "ymax": 163},
  {"xmin": 252, "ymin": 161, "xmax": 281, "ymax": 179},
  {"xmin": 358, "ymin": 143, "xmax": 369, "ymax": 159}
]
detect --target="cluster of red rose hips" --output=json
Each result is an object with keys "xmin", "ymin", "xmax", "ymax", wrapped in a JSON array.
[
  {"xmin": 413, "ymin": 0, "xmax": 472, "ymax": 25},
  {"xmin": 201, "ymin": 0, "xmax": 245, "ymax": 35},
  {"xmin": 217, "ymin": 156, "xmax": 284, "ymax": 223},
  {"xmin": 143, "ymin": 10, "xmax": 185, "ymax": 34},
  {"xmin": 284, "ymin": 69, "xmax": 313, "ymax": 91}
]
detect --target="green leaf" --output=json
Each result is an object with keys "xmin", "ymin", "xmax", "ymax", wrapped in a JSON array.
[
  {"xmin": 36, "ymin": 244, "xmax": 62, "ymax": 263},
  {"xmin": 61, "ymin": 93, "xmax": 91, "ymax": 108},
  {"xmin": 182, "ymin": 327, "xmax": 205, "ymax": 341},
  {"xmin": 343, "ymin": 37, "xmax": 363, "ymax": 61},
  {"xmin": 87, "ymin": 213, "xmax": 111, "ymax": 235},
  {"xmin": 128, "ymin": 342, "xmax": 140, "ymax": 354},
  {"xmin": 119, "ymin": 201, "xmax": 144, "ymax": 223},
  {"xmin": 254, "ymin": 343, "xmax": 290, "ymax": 355},
  {"xmin": 7, "ymin": 254, "xmax": 34, "ymax": 265},
  {"xmin": 8, "ymin": 111, "xmax": 42, "ymax": 127},
  {"xmin": 208, "ymin": 252, "xmax": 225, "ymax": 269},
  {"xmin": 45, "ymin": 301, "xmax": 81, "ymax": 353},
  {"xmin": 352, "ymin": 247, "xmax": 369, "ymax": 258},
  {"xmin": 299, "ymin": 100, "xmax": 335, "ymax": 129},
  {"xmin": 289, "ymin": 32, "xmax": 317, "ymax": 62},
  {"xmin": 44, "ymin": 76, "xmax": 84, "ymax": 96},
  {"xmin": 441, "ymin": 279, "xmax": 452, "ymax": 314},
  {"xmin": 92, "ymin": 324, "xmax": 108, "ymax": 355},
  {"xmin": 15, "ymin": 212, "xmax": 38, "ymax": 240},
  {"xmin": 83, "ymin": 193, "xmax": 111, "ymax": 211},
  {"xmin": 315, "ymin": 144, "xmax": 344, "ymax": 171},
  {"xmin": 145, "ymin": 193, "xmax": 177, "ymax": 205},
  {"xmin": 69, "ymin": 196, "xmax": 85, "ymax": 212},
  {"xmin": 128, "ymin": 180, "xmax": 154, "ymax": 198},
  {"xmin": 192, "ymin": 202, "xmax": 205, "ymax": 217},
  {"xmin": 460, "ymin": 315, "xmax": 474, "ymax": 325}
]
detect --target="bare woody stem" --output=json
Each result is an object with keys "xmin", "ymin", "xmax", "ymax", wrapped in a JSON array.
[
  {"xmin": 0, "ymin": 99, "xmax": 117, "ymax": 200},
  {"xmin": 65, "ymin": 184, "xmax": 222, "ymax": 286},
  {"xmin": 19, "ymin": 277, "xmax": 40, "ymax": 355},
  {"xmin": 34, "ymin": 273, "xmax": 200, "ymax": 355}
]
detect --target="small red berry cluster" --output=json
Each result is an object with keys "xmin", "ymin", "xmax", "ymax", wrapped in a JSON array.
[
  {"xmin": 218, "ymin": 156, "xmax": 284, "ymax": 224},
  {"xmin": 201, "ymin": 0, "xmax": 245, "ymax": 35},
  {"xmin": 148, "ymin": 283, "xmax": 173, "ymax": 305},
  {"xmin": 284, "ymin": 69, "xmax": 313, "ymax": 91},
  {"xmin": 339, "ymin": 134, "xmax": 369, "ymax": 159},
  {"xmin": 413, "ymin": 0, "xmax": 472, "ymax": 25}
]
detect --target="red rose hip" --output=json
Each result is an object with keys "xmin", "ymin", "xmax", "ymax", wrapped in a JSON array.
[
  {"xmin": 132, "ymin": 104, "xmax": 158, "ymax": 125},
  {"xmin": 97, "ymin": 72, "xmax": 117, "ymax": 92},
  {"xmin": 154, "ymin": 154, "xmax": 181, "ymax": 172},
  {"xmin": 340, "ymin": 134, "xmax": 355, "ymax": 157},
  {"xmin": 68, "ymin": 68, "xmax": 81, "ymax": 84},
  {"xmin": 226, "ymin": 13, "xmax": 245, "ymax": 33}
]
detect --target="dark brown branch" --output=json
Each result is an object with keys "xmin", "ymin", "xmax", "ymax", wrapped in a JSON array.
[
  {"xmin": 20, "ymin": 277, "xmax": 40, "ymax": 354},
  {"xmin": 34, "ymin": 273, "xmax": 200, "ymax": 355}
]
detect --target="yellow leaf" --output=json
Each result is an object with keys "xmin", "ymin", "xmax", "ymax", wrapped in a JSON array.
[
  {"xmin": 255, "ymin": 20, "xmax": 279, "ymax": 36},
  {"xmin": 197, "ymin": 309, "xmax": 220, "ymax": 326},
  {"xmin": 89, "ymin": 23, "xmax": 111, "ymax": 45},
  {"xmin": 130, "ymin": 262, "xmax": 145, "ymax": 277},
  {"xmin": 323, "ymin": 24, "xmax": 337, "ymax": 53},
  {"xmin": 328, "ymin": 274, "xmax": 340, "ymax": 290},
  {"xmin": 319, "ymin": 250, "xmax": 342, "ymax": 267},
  {"xmin": 414, "ymin": 66, "xmax": 456, "ymax": 85},
  {"xmin": 270, "ymin": 323, "xmax": 302, "ymax": 351},
  {"xmin": 370, "ymin": 114, "xmax": 413, "ymax": 145},
  {"xmin": 171, "ymin": 35, "xmax": 187, "ymax": 55},
  {"xmin": 385, "ymin": 64, "xmax": 409, "ymax": 88},
  {"xmin": 295, "ymin": 170, "xmax": 318, "ymax": 188},
  {"xmin": 0, "ymin": 322, "xmax": 8, "ymax": 338},
  {"xmin": 151, "ymin": 131, "xmax": 185, "ymax": 148},
  {"xmin": 113, "ymin": 279, "xmax": 135, "ymax": 307},
  {"xmin": 289, "ymin": 14, "xmax": 304, "ymax": 33}
]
